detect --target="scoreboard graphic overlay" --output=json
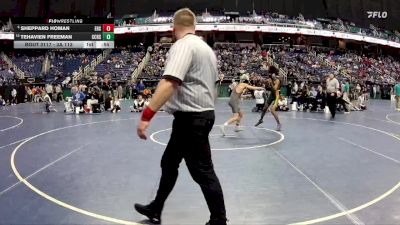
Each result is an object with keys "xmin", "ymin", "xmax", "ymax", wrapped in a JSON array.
[{"xmin": 13, "ymin": 18, "xmax": 114, "ymax": 49}]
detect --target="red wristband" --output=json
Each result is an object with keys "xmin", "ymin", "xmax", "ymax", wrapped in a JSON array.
[{"xmin": 141, "ymin": 107, "xmax": 156, "ymax": 122}]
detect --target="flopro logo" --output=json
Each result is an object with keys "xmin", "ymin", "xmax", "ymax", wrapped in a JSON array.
[{"xmin": 367, "ymin": 11, "xmax": 388, "ymax": 19}]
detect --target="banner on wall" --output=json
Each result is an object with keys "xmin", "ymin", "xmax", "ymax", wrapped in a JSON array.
[{"xmin": 116, "ymin": 23, "xmax": 400, "ymax": 48}]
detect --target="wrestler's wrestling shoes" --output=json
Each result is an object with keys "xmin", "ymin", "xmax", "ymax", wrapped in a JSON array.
[
  {"xmin": 254, "ymin": 119, "xmax": 263, "ymax": 127},
  {"xmin": 134, "ymin": 202, "xmax": 161, "ymax": 224}
]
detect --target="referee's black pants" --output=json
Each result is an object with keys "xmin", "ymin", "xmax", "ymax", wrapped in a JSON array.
[
  {"xmin": 153, "ymin": 110, "xmax": 227, "ymax": 224},
  {"xmin": 327, "ymin": 92, "xmax": 337, "ymax": 118}
]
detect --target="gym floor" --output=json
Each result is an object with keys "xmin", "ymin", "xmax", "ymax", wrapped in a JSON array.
[{"xmin": 0, "ymin": 99, "xmax": 400, "ymax": 225}]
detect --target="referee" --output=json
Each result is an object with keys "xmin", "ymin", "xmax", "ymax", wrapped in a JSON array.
[
  {"xmin": 135, "ymin": 8, "xmax": 227, "ymax": 225},
  {"xmin": 326, "ymin": 73, "xmax": 340, "ymax": 118}
]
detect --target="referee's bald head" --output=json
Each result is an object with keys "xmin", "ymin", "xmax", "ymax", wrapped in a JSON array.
[{"xmin": 173, "ymin": 8, "xmax": 196, "ymax": 29}]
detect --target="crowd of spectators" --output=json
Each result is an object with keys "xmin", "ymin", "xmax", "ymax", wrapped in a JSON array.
[
  {"xmin": 63, "ymin": 74, "xmax": 153, "ymax": 114},
  {"xmin": 214, "ymin": 42, "xmax": 400, "ymax": 114},
  {"xmin": 140, "ymin": 44, "xmax": 170, "ymax": 78},
  {"xmin": 0, "ymin": 46, "xmax": 150, "ymax": 110},
  {"xmin": 138, "ymin": 42, "xmax": 269, "ymax": 82},
  {"xmin": 137, "ymin": 42, "xmax": 399, "ymax": 109},
  {"xmin": 268, "ymin": 45, "xmax": 400, "ymax": 85},
  {"xmin": 231, "ymin": 73, "xmax": 371, "ymax": 114},
  {"xmin": 286, "ymin": 80, "xmax": 368, "ymax": 113},
  {"xmin": 1, "ymin": 41, "xmax": 399, "ymax": 116},
  {"xmin": 214, "ymin": 43, "xmax": 267, "ymax": 80},
  {"xmin": 95, "ymin": 46, "xmax": 145, "ymax": 80},
  {"xmin": 0, "ymin": 81, "xmax": 65, "ymax": 107},
  {"xmin": 0, "ymin": 82, "xmax": 26, "ymax": 106}
]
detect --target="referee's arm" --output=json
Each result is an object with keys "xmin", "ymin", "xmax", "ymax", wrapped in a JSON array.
[
  {"xmin": 137, "ymin": 78, "xmax": 182, "ymax": 140},
  {"xmin": 147, "ymin": 79, "xmax": 179, "ymax": 112}
]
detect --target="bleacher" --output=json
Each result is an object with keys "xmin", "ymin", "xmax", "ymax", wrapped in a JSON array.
[
  {"xmin": 47, "ymin": 50, "xmax": 101, "ymax": 83},
  {"xmin": 11, "ymin": 53, "xmax": 44, "ymax": 77},
  {"xmin": 95, "ymin": 48, "xmax": 145, "ymax": 80}
]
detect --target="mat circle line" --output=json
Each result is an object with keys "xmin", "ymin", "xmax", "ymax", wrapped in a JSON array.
[
  {"xmin": 282, "ymin": 116, "xmax": 400, "ymax": 224},
  {"xmin": 8, "ymin": 116, "xmax": 400, "ymax": 225},
  {"xmin": 0, "ymin": 116, "xmax": 24, "ymax": 132},
  {"xmin": 386, "ymin": 113, "xmax": 400, "ymax": 126},
  {"xmin": 149, "ymin": 125, "xmax": 284, "ymax": 151}
]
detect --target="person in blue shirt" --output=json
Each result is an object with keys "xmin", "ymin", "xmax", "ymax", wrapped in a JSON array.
[
  {"xmin": 70, "ymin": 86, "xmax": 85, "ymax": 111},
  {"xmin": 136, "ymin": 80, "xmax": 145, "ymax": 94}
]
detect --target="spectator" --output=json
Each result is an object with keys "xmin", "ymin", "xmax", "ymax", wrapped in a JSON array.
[
  {"xmin": 34, "ymin": 86, "xmax": 43, "ymax": 103},
  {"xmin": 144, "ymin": 95, "xmax": 151, "ymax": 107},
  {"xmin": 313, "ymin": 85, "xmax": 326, "ymax": 111},
  {"xmin": 0, "ymin": 95, "xmax": 5, "ymax": 107},
  {"xmin": 26, "ymin": 86, "xmax": 32, "ymax": 102},
  {"xmin": 336, "ymin": 91, "xmax": 350, "ymax": 114},
  {"xmin": 218, "ymin": 73, "xmax": 225, "ymax": 86},
  {"xmin": 130, "ymin": 94, "xmax": 145, "ymax": 112},
  {"xmin": 55, "ymin": 84, "xmax": 63, "ymax": 102},
  {"xmin": 102, "ymin": 74, "xmax": 112, "ymax": 101},
  {"xmin": 143, "ymin": 88, "xmax": 152, "ymax": 97},
  {"xmin": 278, "ymin": 96, "xmax": 289, "ymax": 111},
  {"xmin": 110, "ymin": 96, "xmax": 121, "ymax": 113},
  {"xmin": 395, "ymin": 79, "xmax": 400, "ymax": 111},
  {"xmin": 131, "ymin": 84, "xmax": 139, "ymax": 99},
  {"xmin": 31, "ymin": 86, "xmax": 36, "ymax": 103},
  {"xmin": 17, "ymin": 84, "xmax": 25, "ymax": 104},
  {"xmin": 70, "ymin": 86, "xmax": 85, "ymax": 111},
  {"xmin": 126, "ymin": 84, "xmax": 133, "ymax": 100},
  {"xmin": 45, "ymin": 84, "xmax": 53, "ymax": 100},
  {"xmin": 373, "ymin": 85, "xmax": 377, "ymax": 99},
  {"xmin": 309, "ymin": 86, "xmax": 317, "ymax": 98},
  {"xmin": 117, "ymin": 84, "xmax": 123, "ymax": 99},
  {"xmin": 11, "ymin": 87, "xmax": 17, "ymax": 105},
  {"xmin": 42, "ymin": 91, "xmax": 52, "ymax": 113},
  {"xmin": 228, "ymin": 79, "xmax": 237, "ymax": 96},
  {"xmin": 253, "ymin": 88, "xmax": 265, "ymax": 112},
  {"xmin": 137, "ymin": 80, "xmax": 145, "ymax": 94},
  {"xmin": 104, "ymin": 92, "xmax": 112, "ymax": 111}
]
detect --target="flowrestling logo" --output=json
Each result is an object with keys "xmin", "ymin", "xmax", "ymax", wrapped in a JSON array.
[{"xmin": 367, "ymin": 11, "xmax": 388, "ymax": 19}]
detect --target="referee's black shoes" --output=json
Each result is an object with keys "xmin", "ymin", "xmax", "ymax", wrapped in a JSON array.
[
  {"xmin": 134, "ymin": 202, "xmax": 161, "ymax": 224},
  {"xmin": 206, "ymin": 219, "xmax": 228, "ymax": 225}
]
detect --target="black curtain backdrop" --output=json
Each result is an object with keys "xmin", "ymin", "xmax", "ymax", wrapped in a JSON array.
[{"xmin": 0, "ymin": 0, "xmax": 398, "ymax": 30}]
